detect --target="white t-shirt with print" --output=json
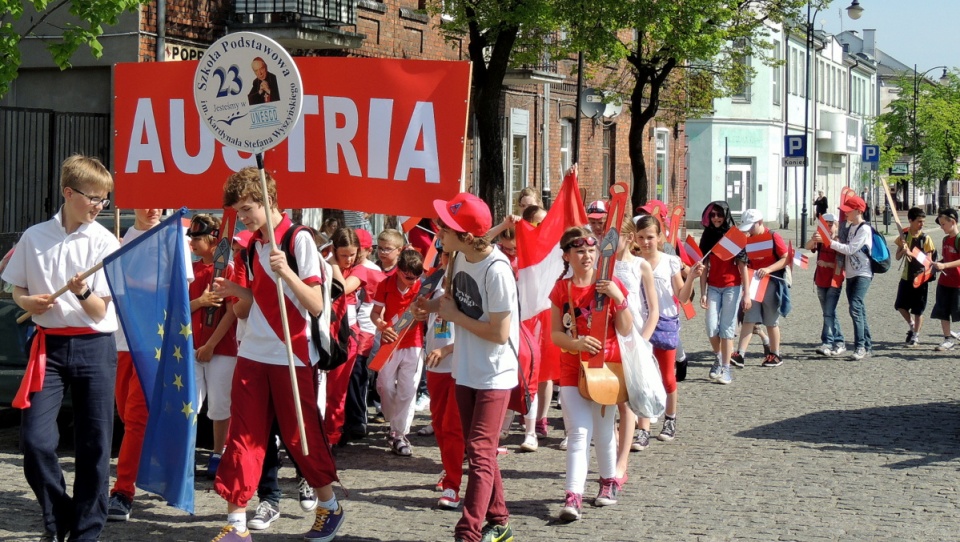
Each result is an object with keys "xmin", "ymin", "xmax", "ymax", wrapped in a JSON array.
[
  {"xmin": 614, "ymin": 257, "xmax": 650, "ymax": 335},
  {"xmin": 449, "ymin": 248, "xmax": 519, "ymax": 390}
]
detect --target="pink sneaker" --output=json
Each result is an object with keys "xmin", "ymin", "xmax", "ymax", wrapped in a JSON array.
[{"xmin": 559, "ymin": 490, "xmax": 582, "ymax": 521}]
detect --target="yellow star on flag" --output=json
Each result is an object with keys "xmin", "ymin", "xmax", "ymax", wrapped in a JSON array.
[
  {"xmin": 157, "ymin": 322, "xmax": 164, "ymax": 339},
  {"xmin": 173, "ymin": 346, "xmax": 183, "ymax": 362},
  {"xmin": 155, "ymin": 347, "xmax": 162, "ymax": 361},
  {"xmin": 173, "ymin": 374, "xmax": 184, "ymax": 391},
  {"xmin": 181, "ymin": 401, "xmax": 194, "ymax": 419},
  {"xmin": 179, "ymin": 323, "xmax": 192, "ymax": 340}
]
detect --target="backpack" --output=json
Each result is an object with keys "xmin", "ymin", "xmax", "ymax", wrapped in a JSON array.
[
  {"xmin": 247, "ymin": 225, "xmax": 353, "ymax": 371},
  {"xmin": 860, "ymin": 224, "xmax": 891, "ymax": 274}
]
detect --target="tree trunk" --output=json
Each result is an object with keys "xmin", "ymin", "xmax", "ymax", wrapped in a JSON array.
[
  {"xmin": 939, "ymin": 174, "xmax": 951, "ymax": 212},
  {"xmin": 626, "ymin": 58, "xmax": 675, "ymax": 212},
  {"xmin": 466, "ymin": 22, "xmax": 518, "ymax": 223}
]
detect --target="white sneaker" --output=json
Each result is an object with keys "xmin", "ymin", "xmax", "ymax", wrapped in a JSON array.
[
  {"xmin": 815, "ymin": 344, "xmax": 832, "ymax": 356},
  {"xmin": 519, "ymin": 434, "xmax": 538, "ymax": 452},
  {"xmin": 951, "ymin": 331, "xmax": 960, "ymax": 341},
  {"xmin": 559, "ymin": 436, "xmax": 568, "ymax": 451},
  {"xmin": 936, "ymin": 338, "xmax": 956, "ymax": 351},
  {"xmin": 414, "ymin": 394, "xmax": 430, "ymax": 412},
  {"xmin": 849, "ymin": 347, "xmax": 868, "ymax": 361},
  {"xmin": 830, "ymin": 344, "xmax": 846, "ymax": 357}
]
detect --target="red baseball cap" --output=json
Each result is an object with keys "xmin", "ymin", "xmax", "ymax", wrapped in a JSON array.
[
  {"xmin": 355, "ymin": 228, "xmax": 373, "ymax": 249},
  {"xmin": 433, "ymin": 192, "xmax": 492, "ymax": 237},
  {"xmin": 586, "ymin": 200, "xmax": 608, "ymax": 219},
  {"xmin": 839, "ymin": 196, "xmax": 866, "ymax": 213},
  {"xmin": 638, "ymin": 199, "xmax": 668, "ymax": 220},
  {"xmin": 232, "ymin": 229, "xmax": 253, "ymax": 248}
]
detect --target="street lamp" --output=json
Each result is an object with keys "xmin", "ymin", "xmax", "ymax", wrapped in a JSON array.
[
  {"xmin": 800, "ymin": 0, "xmax": 865, "ymax": 245},
  {"xmin": 912, "ymin": 65, "xmax": 949, "ymax": 210}
]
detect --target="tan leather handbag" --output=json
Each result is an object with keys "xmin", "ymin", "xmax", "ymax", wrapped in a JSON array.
[{"xmin": 568, "ymin": 281, "xmax": 627, "ymax": 406}]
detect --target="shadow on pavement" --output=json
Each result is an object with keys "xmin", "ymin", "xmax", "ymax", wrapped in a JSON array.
[{"xmin": 734, "ymin": 400, "xmax": 960, "ymax": 469}]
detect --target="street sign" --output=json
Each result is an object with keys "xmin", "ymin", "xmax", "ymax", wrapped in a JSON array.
[
  {"xmin": 784, "ymin": 135, "xmax": 806, "ymax": 157},
  {"xmin": 783, "ymin": 157, "xmax": 806, "ymax": 167},
  {"xmin": 862, "ymin": 144, "xmax": 880, "ymax": 162},
  {"xmin": 890, "ymin": 163, "xmax": 909, "ymax": 176},
  {"xmin": 783, "ymin": 135, "xmax": 807, "ymax": 168}
]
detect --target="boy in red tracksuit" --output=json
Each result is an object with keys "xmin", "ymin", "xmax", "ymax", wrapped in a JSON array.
[
  {"xmin": 211, "ymin": 167, "xmax": 344, "ymax": 542},
  {"xmin": 370, "ymin": 249, "xmax": 424, "ymax": 456}
]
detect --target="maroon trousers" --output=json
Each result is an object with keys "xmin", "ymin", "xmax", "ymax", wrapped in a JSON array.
[{"xmin": 454, "ymin": 385, "xmax": 511, "ymax": 542}]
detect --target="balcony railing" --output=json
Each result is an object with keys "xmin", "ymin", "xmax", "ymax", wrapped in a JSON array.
[{"xmin": 234, "ymin": 0, "xmax": 356, "ymax": 27}]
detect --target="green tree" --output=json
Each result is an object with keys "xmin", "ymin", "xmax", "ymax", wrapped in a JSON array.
[
  {"xmin": 0, "ymin": 0, "xmax": 143, "ymax": 98},
  {"xmin": 557, "ymin": 0, "xmax": 807, "ymax": 210},
  {"xmin": 433, "ymin": 0, "xmax": 557, "ymax": 219},
  {"xmin": 879, "ymin": 70, "xmax": 960, "ymax": 210}
]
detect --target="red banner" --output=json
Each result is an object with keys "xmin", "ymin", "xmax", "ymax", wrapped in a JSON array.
[{"xmin": 113, "ymin": 58, "xmax": 472, "ymax": 215}]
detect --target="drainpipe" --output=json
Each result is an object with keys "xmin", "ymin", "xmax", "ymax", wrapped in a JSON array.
[
  {"xmin": 542, "ymin": 83, "xmax": 551, "ymax": 209},
  {"xmin": 156, "ymin": 0, "xmax": 166, "ymax": 62}
]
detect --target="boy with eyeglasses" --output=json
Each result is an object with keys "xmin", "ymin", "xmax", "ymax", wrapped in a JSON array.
[
  {"xmin": 3, "ymin": 155, "xmax": 121, "ymax": 542},
  {"xmin": 376, "ymin": 229, "xmax": 405, "ymax": 276},
  {"xmin": 370, "ymin": 249, "xmax": 425, "ymax": 456}
]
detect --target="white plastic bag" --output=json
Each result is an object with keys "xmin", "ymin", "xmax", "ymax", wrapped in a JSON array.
[{"xmin": 618, "ymin": 327, "xmax": 666, "ymax": 419}]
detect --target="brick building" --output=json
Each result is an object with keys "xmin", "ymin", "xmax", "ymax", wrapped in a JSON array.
[{"xmin": 2, "ymin": 0, "xmax": 687, "ymax": 226}]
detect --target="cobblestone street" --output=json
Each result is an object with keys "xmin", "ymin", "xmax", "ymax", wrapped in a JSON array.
[{"xmin": 1, "ymin": 227, "xmax": 958, "ymax": 541}]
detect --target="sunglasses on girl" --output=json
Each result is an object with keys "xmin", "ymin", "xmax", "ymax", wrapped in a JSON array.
[{"xmin": 562, "ymin": 237, "xmax": 598, "ymax": 251}]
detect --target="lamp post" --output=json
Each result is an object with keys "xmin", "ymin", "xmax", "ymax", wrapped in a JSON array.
[
  {"xmin": 912, "ymin": 65, "xmax": 948, "ymax": 210},
  {"xmin": 800, "ymin": 0, "xmax": 864, "ymax": 245}
]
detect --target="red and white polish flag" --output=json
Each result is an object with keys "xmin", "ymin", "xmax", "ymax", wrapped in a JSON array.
[
  {"xmin": 516, "ymin": 169, "xmax": 588, "ymax": 320},
  {"xmin": 749, "ymin": 271, "xmax": 770, "ymax": 302},
  {"xmin": 713, "ymin": 228, "xmax": 748, "ymax": 261}
]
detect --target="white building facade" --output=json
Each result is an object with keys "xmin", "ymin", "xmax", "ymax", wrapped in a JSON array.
[{"xmin": 686, "ymin": 23, "xmax": 878, "ymax": 229}]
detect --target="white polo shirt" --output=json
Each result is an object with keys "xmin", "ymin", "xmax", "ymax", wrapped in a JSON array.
[{"xmin": 2, "ymin": 210, "xmax": 120, "ymax": 332}]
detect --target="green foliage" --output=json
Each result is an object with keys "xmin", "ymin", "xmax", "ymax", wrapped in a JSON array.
[
  {"xmin": 554, "ymin": 0, "xmax": 808, "ymax": 206},
  {"xmin": 879, "ymin": 70, "xmax": 960, "ymax": 191},
  {"xmin": 0, "ymin": 0, "xmax": 143, "ymax": 98}
]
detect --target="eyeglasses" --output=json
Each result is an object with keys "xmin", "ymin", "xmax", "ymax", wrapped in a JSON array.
[
  {"xmin": 562, "ymin": 237, "xmax": 598, "ymax": 251},
  {"xmin": 709, "ymin": 212, "xmax": 723, "ymax": 218},
  {"xmin": 377, "ymin": 246, "xmax": 399, "ymax": 253},
  {"xmin": 400, "ymin": 271, "xmax": 422, "ymax": 281},
  {"xmin": 71, "ymin": 187, "xmax": 110, "ymax": 209}
]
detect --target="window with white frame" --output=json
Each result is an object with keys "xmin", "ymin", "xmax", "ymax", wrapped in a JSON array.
[
  {"xmin": 772, "ymin": 40, "xmax": 781, "ymax": 105},
  {"xmin": 732, "ymin": 39, "xmax": 751, "ymax": 102},
  {"xmin": 559, "ymin": 118, "xmax": 573, "ymax": 175},
  {"xmin": 655, "ymin": 129, "xmax": 669, "ymax": 201},
  {"xmin": 507, "ymin": 108, "xmax": 529, "ymax": 214}
]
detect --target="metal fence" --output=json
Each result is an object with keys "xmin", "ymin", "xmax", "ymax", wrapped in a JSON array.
[{"xmin": 0, "ymin": 107, "xmax": 111, "ymax": 232}]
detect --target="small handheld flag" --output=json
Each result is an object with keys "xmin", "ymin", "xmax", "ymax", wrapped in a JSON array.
[
  {"xmin": 817, "ymin": 217, "xmax": 833, "ymax": 249},
  {"xmin": 712, "ymin": 228, "xmax": 748, "ymax": 261},
  {"xmin": 749, "ymin": 271, "xmax": 770, "ymax": 302}
]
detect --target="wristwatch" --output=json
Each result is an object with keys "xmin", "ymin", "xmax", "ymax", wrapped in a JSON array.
[{"xmin": 76, "ymin": 288, "xmax": 92, "ymax": 301}]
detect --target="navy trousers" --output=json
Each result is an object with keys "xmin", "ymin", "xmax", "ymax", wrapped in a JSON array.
[{"xmin": 21, "ymin": 332, "xmax": 116, "ymax": 541}]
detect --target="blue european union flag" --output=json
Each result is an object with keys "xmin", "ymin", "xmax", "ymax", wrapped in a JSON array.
[{"xmin": 102, "ymin": 208, "xmax": 196, "ymax": 513}]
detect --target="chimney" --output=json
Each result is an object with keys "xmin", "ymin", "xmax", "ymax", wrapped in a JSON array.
[{"xmin": 863, "ymin": 29, "xmax": 876, "ymax": 57}]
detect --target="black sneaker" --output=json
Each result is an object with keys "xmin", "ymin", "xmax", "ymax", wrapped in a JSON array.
[
  {"xmin": 729, "ymin": 352, "xmax": 745, "ymax": 368},
  {"xmin": 107, "ymin": 492, "xmax": 132, "ymax": 521},
  {"xmin": 761, "ymin": 353, "xmax": 783, "ymax": 367},
  {"xmin": 905, "ymin": 330, "xmax": 914, "ymax": 345},
  {"xmin": 480, "ymin": 522, "xmax": 514, "ymax": 542}
]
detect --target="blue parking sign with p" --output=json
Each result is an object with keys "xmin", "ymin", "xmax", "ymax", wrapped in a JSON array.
[
  {"xmin": 862, "ymin": 144, "xmax": 880, "ymax": 162},
  {"xmin": 784, "ymin": 135, "xmax": 806, "ymax": 157}
]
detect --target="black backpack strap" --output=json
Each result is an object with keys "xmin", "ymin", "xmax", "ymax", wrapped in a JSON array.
[{"xmin": 245, "ymin": 225, "xmax": 313, "ymax": 281}]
